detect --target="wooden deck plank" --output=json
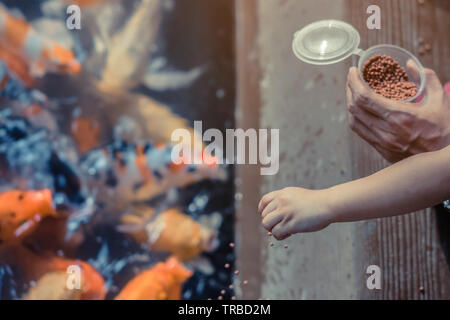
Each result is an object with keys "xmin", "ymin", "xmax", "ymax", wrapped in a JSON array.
[
  {"xmin": 347, "ymin": 0, "xmax": 450, "ymax": 300},
  {"xmin": 236, "ymin": 0, "xmax": 450, "ymax": 299}
]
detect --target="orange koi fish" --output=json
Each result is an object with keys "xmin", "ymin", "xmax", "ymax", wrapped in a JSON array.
[
  {"xmin": 120, "ymin": 207, "xmax": 217, "ymax": 261},
  {"xmin": 115, "ymin": 256, "xmax": 192, "ymax": 300},
  {"xmin": 0, "ymin": 4, "xmax": 81, "ymax": 85},
  {"xmin": 24, "ymin": 216, "xmax": 85, "ymax": 254},
  {"xmin": 0, "ymin": 189, "xmax": 56, "ymax": 244},
  {"xmin": 0, "ymin": 245, "xmax": 106, "ymax": 300},
  {"xmin": 0, "ymin": 60, "xmax": 58, "ymax": 131}
]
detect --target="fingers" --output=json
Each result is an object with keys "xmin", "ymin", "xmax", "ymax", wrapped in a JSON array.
[
  {"xmin": 347, "ymin": 67, "xmax": 408, "ymax": 117},
  {"xmin": 350, "ymin": 115, "xmax": 405, "ymax": 162},
  {"xmin": 348, "ymin": 114, "xmax": 379, "ymax": 146},
  {"xmin": 347, "ymin": 89, "xmax": 397, "ymax": 136},
  {"xmin": 261, "ymin": 200, "xmax": 278, "ymax": 218},
  {"xmin": 258, "ymin": 190, "xmax": 278, "ymax": 214},
  {"xmin": 347, "ymin": 67, "xmax": 368, "ymax": 95},
  {"xmin": 262, "ymin": 211, "xmax": 291, "ymax": 240},
  {"xmin": 261, "ymin": 211, "xmax": 283, "ymax": 231},
  {"xmin": 271, "ymin": 223, "xmax": 290, "ymax": 241},
  {"xmin": 347, "ymin": 67, "xmax": 385, "ymax": 118}
]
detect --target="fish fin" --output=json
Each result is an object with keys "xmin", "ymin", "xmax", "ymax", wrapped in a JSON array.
[{"xmin": 29, "ymin": 61, "xmax": 47, "ymax": 78}]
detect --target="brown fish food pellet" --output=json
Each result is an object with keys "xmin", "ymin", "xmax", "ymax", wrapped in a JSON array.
[{"xmin": 362, "ymin": 54, "xmax": 418, "ymax": 101}]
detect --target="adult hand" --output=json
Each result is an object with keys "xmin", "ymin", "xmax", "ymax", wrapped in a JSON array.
[{"xmin": 346, "ymin": 64, "xmax": 450, "ymax": 163}]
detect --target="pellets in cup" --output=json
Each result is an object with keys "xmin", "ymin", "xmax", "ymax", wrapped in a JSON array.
[{"xmin": 362, "ymin": 54, "xmax": 418, "ymax": 101}]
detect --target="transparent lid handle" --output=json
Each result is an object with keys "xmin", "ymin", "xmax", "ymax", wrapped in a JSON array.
[{"xmin": 352, "ymin": 48, "xmax": 365, "ymax": 57}]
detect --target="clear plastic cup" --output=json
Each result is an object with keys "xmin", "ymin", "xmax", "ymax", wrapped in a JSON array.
[
  {"xmin": 357, "ymin": 44, "xmax": 426, "ymax": 102},
  {"xmin": 292, "ymin": 20, "xmax": 426, "ymax": 102}
]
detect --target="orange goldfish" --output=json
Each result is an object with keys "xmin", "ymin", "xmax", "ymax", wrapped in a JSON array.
[
  {"xmin": 120, "ymin": 207, "xmax": 217, "ymax": 261},
  {"xmin": 0, "ymin": 4, "xmax": 81, "ymax": 85},
  {"xmin": 0, "ymin": 245, "xmax": 106, "ymax": 300},
  {"xmin": 115, "ymin": 256, "xmax": 192, "ymax": 300},
  {"xmin": 0, "ymin": 189, "xmax": 56, "ymax": 244},
  {"xmin": 24, "ymin": 216, "xmax": 85, "ymax": 254}
]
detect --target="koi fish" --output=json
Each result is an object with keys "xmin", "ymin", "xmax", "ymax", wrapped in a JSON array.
[
  {"xmin": 94, "ymin": 82, "xmax": 204, "ymax": 148},
  {"xmin": 0, "ymin": 112, "xmax": 85, "ymax": 206},
  {"xmin": 0, "ymin": 4, "xmax": 81, "ymax": 85},
  {"xmin": 120, "ymin": 206, "xmax": 217, "ymax": 261},
  {"xmin": 0, "ymin": 60, "xmax": 58, "ymax": 131},
  {"xmin": 0, "ymin": 245, "xmax": 106, "ymax": 300},
  {"xmin": 24, "ymin": 216, "xmax": 85, "ymax": 254},
  {"xmin": 0, "ymin": 59, "xmax": 40, "ymax": 104},
  {"xmin": 144, "ymin": 57, "xmax": 205, "ymax": 91},
  {"xmin": 115, "ymin": 256, "xmax": 192, "ymax": 300},
  {"xmin": 81, "ymin": 140, "xmax": 226, "ymax": 208},
  {"xmin": 101, "ymin": 0, "xmax": 162, "ymax": 89},
  {"xmin": 23, "ymin": 271, "xmax": 83, "ymax": 300},
  {"xmin": 64, "ymin": 0, "xmax": 107, "ymax": 7},
  {"xmin": 0, "ymin": 189, "xmax": 56, "ymax": 244}
]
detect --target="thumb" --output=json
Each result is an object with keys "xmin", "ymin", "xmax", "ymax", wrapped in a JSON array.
[
  {"xmin": 406, "ymin": 59, "xmax": 421, "ymax": 83},
  {"xmin": 423, "ymin": 68, "xmax": 443, "ymax": 97}
]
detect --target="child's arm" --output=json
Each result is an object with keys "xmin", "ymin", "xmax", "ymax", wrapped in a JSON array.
[
  {"xmin": 330, "ymin": 145, "xmax": 450, "ymax": 222},
  {"xmin": 258, "ymin": 145, "xmax": 450, "ymax": 240}
]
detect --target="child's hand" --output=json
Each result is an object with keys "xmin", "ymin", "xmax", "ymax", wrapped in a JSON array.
[{"xmin": 258, "ymin": 187, "xmax": 334, "ymax": 240}]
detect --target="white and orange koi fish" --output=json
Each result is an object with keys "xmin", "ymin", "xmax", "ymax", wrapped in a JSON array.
[
  {"xmin": 101, "ymin": 0, "xmax": 162, "ymax": 89},
  {"xmin": 0, "ymin": 60, "xmax": 58, "ymax": 131},
  {"xmin": 81, "ymin": 140, "xmax": 226, "ymax": 208},
  {"xmin": 0, "ymin": 4, "xmax": 81, "ymax": 86}
]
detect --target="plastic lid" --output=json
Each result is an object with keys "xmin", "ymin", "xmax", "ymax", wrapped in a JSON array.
[{"xmin": 292, "ymin": 20, "xmax": 361, "ymax": 65}]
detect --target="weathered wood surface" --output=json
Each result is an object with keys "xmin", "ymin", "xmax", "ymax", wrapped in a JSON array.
[
  {"xmin": 236, "ymin": 0, "xmax": 357, "ymax": 299},
  {"xmin": 236, "ymin": 0, "xmax": 450, "ymax": 299},
  {"xmin": 235, "ymin": 0, "xmax": 264, "ymax": 300},
  {"xmin": 347, "ymin": 0, "xmax": 450, "ymax": 300}
]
